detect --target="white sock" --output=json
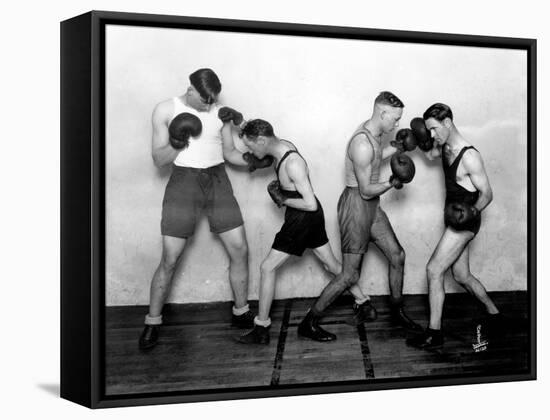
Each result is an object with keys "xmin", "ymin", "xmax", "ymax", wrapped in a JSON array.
[
  {"xmin": 232, "ymin": 304, "xmax": 250, "ymax": 316},
  {"xmin": 355, "ymin": 297, "xmax": 369, "ymax": 305},
  {"xmin": 145, "ymin": 314, "xmax": 162, "ymax": 325},
  {"xmin": 254, "ymin": 316, "xmax": 271, "ymax": 327}
]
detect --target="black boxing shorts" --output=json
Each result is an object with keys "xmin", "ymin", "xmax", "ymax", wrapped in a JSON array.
[
  {"xmin": 272, "ymin": 198, "xmax": 329, "ymax": 256},
  {"xmin": 161, "ymin": 164, "xmax": 244, "ymax": 238},
  {"xmin": 444, "ymin": 210, "xmax": 482, "ymax": 235},
  {"xmin": 338, "ymin": 187, "xmax": 396, "ymax": 254}
]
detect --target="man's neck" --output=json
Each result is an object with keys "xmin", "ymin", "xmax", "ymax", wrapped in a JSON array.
[
  {"xmin": 267, "ymin": 138, "xmax": 290, "ymax": 161},
  {"xmin": 363, "ymin": 120, "xmax": 383, "ymax": 139}
]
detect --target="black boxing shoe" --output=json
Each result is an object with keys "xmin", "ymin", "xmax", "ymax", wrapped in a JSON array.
[
  {"xmin": 484, "ymin": 312, "xmax": 505, "ymax": 340},
  {"xmin": 297, "ymin": 311, "xmax": 337, "ymax": 342},
  {"xmin": 347, "ymin": 300, "xmax": 378, "ymax": 326},
  {"xmin": 406, "ymin": 328, "xmax": 444, "ymax": 350},
  {"xmin": 139, "ymin": 325, "xmax": 159, "ymax": 351},
  {"xmin": 235, "ymin": 324, "xmax": 270, "ymax": 345},
  {"xmin": 391, "ymin": 305, "xmax": 423, "ymax": 332},
  {"xmin": 231, "ymin": 310, "xmax": 255, "ymax": 329}
]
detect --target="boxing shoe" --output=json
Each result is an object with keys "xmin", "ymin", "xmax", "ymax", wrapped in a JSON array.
[
  {"xmin": 391, "ymin": 305, "xmax": 423, "ymax": 332},
  {"xmin": 484, "ymin": 312, "xmax": 505, "ymax": 340},
  {"xmin": 297, "ymin": 310, "xmax": 337, "ymax": 342},
  {"xmin": 232, "ymin": 310, "xmax": 256, "ymax": 329},
  {"xmin": 235, "ymin": 325, "xmax": 270, "ymax": 345},
  {"xmin": 348, "ymin": 300, "xmax": 378, "ymax": 325},
  {"xmin": 406, "ymin": 328, "xmax": 444, "ymax": 350},
  {"xmin": 139, "ymin": 325, "xmax": 160, "ymax": 350}
]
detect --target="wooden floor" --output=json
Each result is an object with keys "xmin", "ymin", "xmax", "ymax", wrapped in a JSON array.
[{"xmin": 104, "ymin": 292, "xmax": 529, "ymax": 395}]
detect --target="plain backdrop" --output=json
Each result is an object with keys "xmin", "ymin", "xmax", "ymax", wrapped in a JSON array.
[
  {"xmin": 105, "ymin": 25, "xmax": 527, "ymax": 305},
  {"xmin": 1, "ymin": 0, "xmax": 547, "ymax": 419}
]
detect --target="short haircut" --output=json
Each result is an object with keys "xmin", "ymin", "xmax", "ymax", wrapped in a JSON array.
[
  {"xmin": 375, "ymin": 91, "xmax": 404, "ymax": 108},
  {"xmin": 189, "ymin": 68, "xmax": 221, "ymax": 104},
  {"xmin": 239, "ymin": 119, "xmax": 274, "ymax": 140},
  {"xmin": 423, "ymin": 103, "xmax": 453, "ymax": 122}
]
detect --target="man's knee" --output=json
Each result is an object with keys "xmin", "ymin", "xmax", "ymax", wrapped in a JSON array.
[
  {"xmin": 228, "ymin": 239, "xmax": 248, "ymax": 263},
  {"xmin": 340, "ymin": 267, "xmax": 360, "ymax": 288},
  {"xmin": 260, "ymin": 258, "xmax": 276, "ymax": 275},
  {"xmin": 389, "ymin": 248, "xmax": 406, "ymax": 269},
  {"xmin": 426, "ymin": 261, "xmax": 444, "ymax": 283},
  {"xmin": 160, "ymin": 253, "xmax": 180, "ymax": 273},
  {"xmin": 452, "ymin": 267, "xmax": 471, "ymax": 286}
]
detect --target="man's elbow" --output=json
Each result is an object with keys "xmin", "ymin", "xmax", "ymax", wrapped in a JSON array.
[
  {"xmin": 359, "ymin": 189, "xmax": 374, "ymax": 200},
  {"xmin": 152, "ymin": 153, "xmax": 167, "ymax": 168},
  {"xmin": 304, "ymin": 198, "xmax": 318, "ymax": 212}
]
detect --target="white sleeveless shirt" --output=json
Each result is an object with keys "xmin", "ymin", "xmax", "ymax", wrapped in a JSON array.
[{"xmin": 171, "ymin": 97, "xmax": 224, "ymax": 168}]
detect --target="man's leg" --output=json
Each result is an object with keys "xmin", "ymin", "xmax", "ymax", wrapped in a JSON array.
[
  {"xmin": 297, "ymin": 253, "xmax": 362, "ymax": 341},
  {"xmin": 407, "ymin": 228, "xmax": 473, "ymax": 349},
  {"xmin": 451, "ymin": 244, "xmax": 501, "ymax": 346},
  {"xmin": 451, "ymin": 245, "xmax": 499, "ymax": 314},
  {"xmin": 370, "ymin": 208, "xmax": 421, "ymax": 331},
  {"xmin": 312, "ymin": 253, "xmax": 363, "ymax": 314},
  {"xmin": 312, "ymin": 244, "xmax": 375, "ymax": 324},
  {"xmin": 139, "ymin": 235, "xmax": 187, "ymax": 350},
  {"xmin": 218, "ymin": 226, "xmax": 254, "ymax": 328},
  {"xmin": 237, "ymin": 249, "xmax": 290, "ymax": 344}
]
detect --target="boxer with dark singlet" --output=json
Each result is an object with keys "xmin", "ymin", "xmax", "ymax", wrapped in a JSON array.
[
  {"xmin": 234, "ymin": 119, "xmax": 373, "ymax": 344},
  {"xmin": 407, "ymin": 103, "xmax": 501, "ymax": 351}
]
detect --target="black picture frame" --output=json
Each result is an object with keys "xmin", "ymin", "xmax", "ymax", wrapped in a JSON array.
[{"xmin": 60, "ymin": 10, "xmax": 537, "ymax": 409}]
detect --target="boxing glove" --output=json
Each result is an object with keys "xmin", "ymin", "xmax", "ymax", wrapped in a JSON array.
[
  {"xmin": 389, "ymin": 152, "xmax": 416, "ymax": 188},
  {"xmin": 410, "ymin": 117, "xmax": 434, "ymax": 152},
  {"xmin": 243, "ymin": 152, "xmax": 274, "ymax": 172},
  {"xmin": 168, "ymin": 112, "xmax": 202, "ymax": 149},
  {"xmin": 391, "ymin": 128, "xmax": 418, "ymax": 152},
  {"xmin": 444, "ymin": 202, "xmax": 480, "ymax": 230},
  {"xmin": 267, "ymin": 180, "xmax": 286, "ymax": 207},
  {"xmin": 218, "ymin": 106, "xmax": 244, "ymax": 125}
]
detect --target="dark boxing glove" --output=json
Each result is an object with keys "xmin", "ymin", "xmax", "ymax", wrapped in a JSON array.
[
  {"xmin": 267, "ymin": 180, "xmax": 286, "ymax": 207},
  {"xmin": 218, "ymin": 106, "xmax": 244, "ymax": 125},
  {"xmin": 391, "ymin": 128, "xmax": 418, "ymax": 152},
  {"xmin": 410, "ymin": 117, "xmax": 434, "ymax": 152},
  {"xmin": 444, "ymin": 202, "xmax": 480, "ymax": 230},
  {"xmin": 243, "ymin": 152, "xmax": 274, "ymax": 172},
  {"xmin": 168, "ymin": 112, "xmax": 203, "ymax": 149},
  {"xmin": 389, "ymin": 152, "xmax": 416, "ymax": 188}
]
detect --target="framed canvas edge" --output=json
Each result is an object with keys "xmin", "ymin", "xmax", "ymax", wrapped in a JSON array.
[{"xmin": 60, "ymin": 10, "xmax": 537, "ymax": 409}]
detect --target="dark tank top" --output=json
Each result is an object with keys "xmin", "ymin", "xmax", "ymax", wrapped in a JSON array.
[
  {"xmin": 443, "ymin": 146, "xmax": 479, "ymax": 206},
  {"xmin": 275, "ymin": 149, "xmax": 303, "ymax": 199}
]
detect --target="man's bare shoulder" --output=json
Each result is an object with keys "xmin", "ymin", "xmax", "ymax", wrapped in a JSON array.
[
  {"xmin": 461, "ymin": 147, "xmax": 484, "ymax": 172},
  {"xmin": 152, "ymin": 98, "xmax": 175, "ymax": 119},
  {"xmin": 349, "ymin": 133, "xmax": 373, "ymax": 162}
]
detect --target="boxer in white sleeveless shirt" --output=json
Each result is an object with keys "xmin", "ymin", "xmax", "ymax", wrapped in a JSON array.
[{"xmin": 139, "ymin": 69, "xmax": 260, "ymax": 350}]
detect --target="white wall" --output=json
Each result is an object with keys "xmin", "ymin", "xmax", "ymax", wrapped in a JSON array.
[{"xmin": 105, "ymin": 25, "xmax": 527, "ymax": 305}]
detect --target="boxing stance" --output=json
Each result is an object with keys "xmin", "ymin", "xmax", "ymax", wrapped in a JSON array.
[
  {"xmin": 235, "ymin": 119, "xmax": 373, "ymax": 344},
  {"xmin": 407, "ymin": 103, "xmax": 501, "ymax": 350},
  {"xmin": 139, "ymin": 69, "xmax": 272, "ymax": 350},
  {"xmin": 297, "ymin": 92, "xmax": 422, "ymax": 342}
]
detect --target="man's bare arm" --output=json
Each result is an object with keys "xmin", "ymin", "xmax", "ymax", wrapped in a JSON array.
[
  {"xmin": 463, "ymin": 149, "xmax": 493, "ymax": 211},
  {"xmin": 221, "ymin": 123, "xmax": 248, "ymax": 166},
  {"xmin": 151, "ymin": 102, "xmax": 179, "ymax": 168},
  {"xmin": 351, "ymin": 137, "xmax": 393, "ymax": 200},
  {"xmin": 281, "ymin": 157, "xmax": 318, "ymax": 211},
  {"xmin": 381, "ymin": 144, "xmax": 400, "ymax": 160}
]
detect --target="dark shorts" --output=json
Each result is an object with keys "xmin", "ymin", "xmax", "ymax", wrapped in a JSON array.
[
  {"xmin": 337, "ymin": 187, "xmax": 397, "ymax": 254},
  {"xmin": 161, "ymin": 164, "xmax": 244, "ymax": 238},
  {"xmin": 272, "ymin": 198, "xmax": 329, "ymax": 256},
  {"xmin": 444, "ymin": 207, "xmax": 482, "ymax": 235}
]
